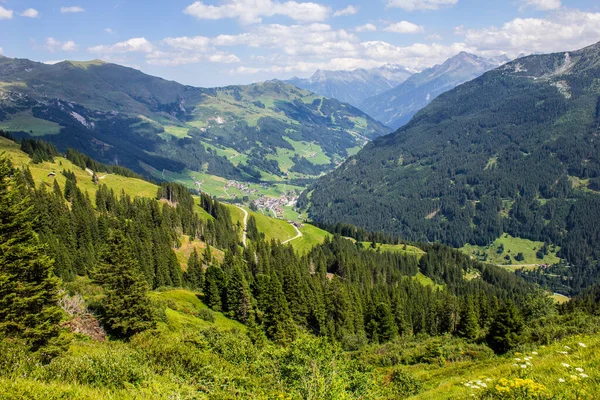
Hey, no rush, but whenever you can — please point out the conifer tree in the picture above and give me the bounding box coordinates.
[263,273,295,343]
[0,158,63,351]
[226,264,253,323]
[204,265,224,311]
[486,301,526,354]
[375,302,398,343]
[184,248,204,290]
[93,231,155,338]
[457,298,479,340]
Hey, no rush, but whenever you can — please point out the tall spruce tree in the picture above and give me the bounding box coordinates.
[486,301,526,354]
[0,158,63,351]
[184,249,204,290]
[93,231,155,338]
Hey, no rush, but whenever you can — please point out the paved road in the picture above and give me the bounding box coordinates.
[235,205,249,246]
[282,223,303,244]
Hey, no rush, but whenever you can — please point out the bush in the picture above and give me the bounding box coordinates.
[198,308,215,323]
[39,344,152,389]
[386,368,423,397]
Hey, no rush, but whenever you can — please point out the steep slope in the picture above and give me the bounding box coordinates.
[360,52,506,129]
[303,41,600,292]
[287,64,414,108]
[0,56,389,181]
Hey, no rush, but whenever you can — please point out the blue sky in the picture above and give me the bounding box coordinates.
[1,0,599,87]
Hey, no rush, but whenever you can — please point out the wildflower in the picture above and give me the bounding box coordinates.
[558,378,565,383]
[564,346,571,350]
[559,351,568,355]
[515,358,522,361]
[521,364,528,369]
[562,363,570,368]
[575,368,584,373]
[524,356,531,361]
[512,364,519,367]
[580,373,589,378]
[479,383,487,388]
[578,342,587,348]
[485,378,492,382]
[531,351,538,355]
[526,362,533,366]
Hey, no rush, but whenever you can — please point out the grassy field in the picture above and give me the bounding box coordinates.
[291,223,330,254]
[0,111,62,136]
[173,235,223,270]
[0,137,158,203]
[406,334,599,399]
[461,234,560,267]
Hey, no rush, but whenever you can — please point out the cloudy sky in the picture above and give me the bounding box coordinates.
[0,0,599,87]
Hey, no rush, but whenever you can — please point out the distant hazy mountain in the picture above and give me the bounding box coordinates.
[0,56,388,181]
[360,52,508,129]
[287,64,415,108]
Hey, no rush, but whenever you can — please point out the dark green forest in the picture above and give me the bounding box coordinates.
[303,41,600,294]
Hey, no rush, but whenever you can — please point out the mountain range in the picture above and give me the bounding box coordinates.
[302,41,600,293]
[0,56,389,182]
[359,52,510,129]
[286,64,415,108]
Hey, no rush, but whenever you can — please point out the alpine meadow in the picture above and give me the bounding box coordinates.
[2,1,600,399]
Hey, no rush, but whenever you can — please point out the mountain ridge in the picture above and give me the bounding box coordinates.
[359,52,507,129]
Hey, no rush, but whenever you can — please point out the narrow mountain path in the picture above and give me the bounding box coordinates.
[282,223,303,244]
[235,205,249,246]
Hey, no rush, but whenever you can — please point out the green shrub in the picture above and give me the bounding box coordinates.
[198,308,215,323]
[387,368,423,397]
[39,344,152,389]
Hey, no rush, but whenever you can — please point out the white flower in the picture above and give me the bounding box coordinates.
[531,351,538,355]
[558,378,565,383]
[512,364,519,367]
[521,364,527,369]
[578,342,587,348]
[575,367,584,373]
[480,382,487,388]
[564,345,571,350]
[485,378,492,382]
[524,357,531,361]
[526,362,533,366]
[562,363,570,368]
[514,358,521,361]
[559,351,568,355]
[580,373,589,378]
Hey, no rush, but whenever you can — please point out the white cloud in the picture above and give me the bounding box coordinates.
[183,0,331,24]
[0,47,3,55]
[146,50,240,66]
[89,37,154,54]
[45,37,78,53]
[0,6,14,19]
[355,23,377,32]
[426,33,442,40]
[43,60,65,65]
[464,10,600,57]
[162,36,211,50]
[104,28,117,35]
[520,0,561,11]
[21,8,39,18]
[333,5,358,17]
[384,21,424,34]
[387,0,457,11]
[60,6,85,14]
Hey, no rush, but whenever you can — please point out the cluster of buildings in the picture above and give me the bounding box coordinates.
[253,193,298,217]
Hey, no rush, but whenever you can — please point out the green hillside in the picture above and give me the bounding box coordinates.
[304,41,600,294]
[0,57,389,183]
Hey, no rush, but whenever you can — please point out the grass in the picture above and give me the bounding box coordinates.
[412,272,444,290]
[172,235,223,270]
[160,125,190,139]
[0,137,157,203]
[406,334,599,399]
[0,111,62,136]
[251,209,297,243]
[290,224,330,254]
[149,289,246,332]
[461,234,560,267]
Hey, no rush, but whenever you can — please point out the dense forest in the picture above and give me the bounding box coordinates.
[2,139,600,398]
[303,41,600,294]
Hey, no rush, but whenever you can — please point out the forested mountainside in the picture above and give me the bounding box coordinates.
[0,56,388,181]
[303,41,600,294]
[2,134,600,398]
[360,52,507,129]
[287,64,414,108]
